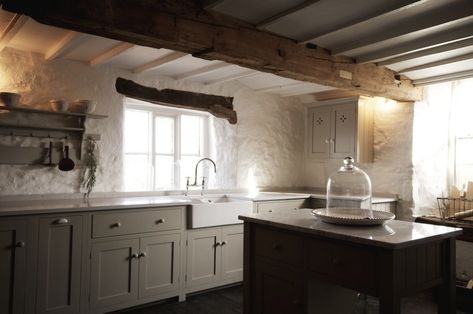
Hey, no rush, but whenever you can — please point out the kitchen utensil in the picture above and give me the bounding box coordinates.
[311,208,395,226]
[58,141,75,171]
[70,99,96,113]
[0,92,21,107]
[49,99,69,112]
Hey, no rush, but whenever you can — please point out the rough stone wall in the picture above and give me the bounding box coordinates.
[0,48,305,195]
[304,100,414,219]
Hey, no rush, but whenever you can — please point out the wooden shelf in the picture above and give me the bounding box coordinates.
[0,122,85,132]
[0,105,107,119]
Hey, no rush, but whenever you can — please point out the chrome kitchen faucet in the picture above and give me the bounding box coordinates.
[185,158,217,196]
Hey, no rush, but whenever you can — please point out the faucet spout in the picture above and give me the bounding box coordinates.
[193,158,217,186]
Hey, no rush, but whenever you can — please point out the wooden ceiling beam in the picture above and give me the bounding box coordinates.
[299,0,422,44]
[357,23,473,64]
[413,69,473,86]
[332,3,473,56]
[44,31,85,60]
[397,52,473,74]
[378,37,473,66]
[115,77,237,124]
[175,62,229,80]
[311,89,364,101]
[89,42,134,66]
[0,13,28,52]
[133,51,187,74]
[1,0,421,101]
[256,0,321,29]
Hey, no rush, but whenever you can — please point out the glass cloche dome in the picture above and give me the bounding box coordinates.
[326,157,373,219]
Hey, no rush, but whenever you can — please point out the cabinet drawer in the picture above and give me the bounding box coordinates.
[92,207,182,238]
[254,227,304,267]
[307,238,375,290]
[256,199,308,214]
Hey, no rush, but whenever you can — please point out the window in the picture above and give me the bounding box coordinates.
[123,99,209,191]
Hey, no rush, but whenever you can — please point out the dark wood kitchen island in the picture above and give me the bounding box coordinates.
[239,209,462,314]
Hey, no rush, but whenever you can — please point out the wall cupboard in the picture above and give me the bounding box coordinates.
[307,96,375,163]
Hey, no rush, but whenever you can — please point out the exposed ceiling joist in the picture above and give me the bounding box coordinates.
[255,82,305,94]
[413,69,473,86]
[133,51,187,74]
[1,0,421,101]
[89,42,134,66]
[311,89,363,101]
[175,62,229,80]
[204,69,260,85]
[44,31,83,60]
[378,36,473,66]
[333,4,473,56]
[256,0,320,29]
[299,0,423,44]
[397,52,473,74]
[0,13,28,52]
[357,23,473,64]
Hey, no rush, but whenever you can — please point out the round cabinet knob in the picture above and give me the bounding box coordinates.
[268,210,273,213]
[139,252,147,258]
[325,138,330,144]
[55,218,69,224]
[221,241,227,246]
[112,222,122,228]
[271,243,281,250]
[215,242,222,247]
[131,253,139,259]
[332,258,341,266]
[329,138,334,143]
[16,241,26,248]
[156,218,165,224]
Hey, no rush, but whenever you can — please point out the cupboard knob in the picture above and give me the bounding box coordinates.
[156,218,165,224]
[271,243,281,250]
[221,241,227,246]
[215,242,222,247]
[139,252,147,258]
[329,138,334,143]
[332,258,341,265]
[325,138,330,144]
[16,241,25,248]
[292,299,301,306]
[55,218,69,224]
[131,253,139,259]
[112,222,122,228]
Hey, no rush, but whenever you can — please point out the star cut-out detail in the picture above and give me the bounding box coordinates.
[316,117,323,125]
[340,115,347,122]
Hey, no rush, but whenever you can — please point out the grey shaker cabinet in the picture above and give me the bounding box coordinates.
[138,234,180,298]
[186,225,243,292]
[0,219,27,314]
[307,97,374,163]
[36,216,83,314]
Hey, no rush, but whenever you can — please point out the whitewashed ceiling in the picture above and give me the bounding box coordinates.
[1,0,473,92]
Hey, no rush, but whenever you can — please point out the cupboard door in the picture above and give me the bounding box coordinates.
[330,102,356,159]
[90,239,139,309]
[0,220,27,314]
[254,258,305,314]
[308,107,331,158]
[186,229,221,288]
[138,234,180,298]
[221,225,244,282]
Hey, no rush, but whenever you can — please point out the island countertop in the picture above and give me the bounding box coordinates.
[239,208,462,249]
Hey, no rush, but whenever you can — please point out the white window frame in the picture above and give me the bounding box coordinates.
[124,98,210,190]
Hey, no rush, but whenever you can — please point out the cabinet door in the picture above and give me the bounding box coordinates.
[138,234,180,298]
[308,107,331,158]
[330,102,356,159]
[36,216,82,314]
[253,258,305,314]
[90,239,139,309]
[221,225,244,282]
[186,229,221,288]
[0,220,27,314]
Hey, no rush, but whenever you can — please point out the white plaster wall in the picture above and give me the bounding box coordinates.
[0,48,306,195]
[304,101,414,219]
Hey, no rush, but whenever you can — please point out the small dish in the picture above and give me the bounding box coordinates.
[0,92,21,107]
[311,208,395,226]
[49,99,69,112]
[70,99,96,113]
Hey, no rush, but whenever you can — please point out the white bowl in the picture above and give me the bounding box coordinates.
[49,99,69,112]
[70,100,96,113]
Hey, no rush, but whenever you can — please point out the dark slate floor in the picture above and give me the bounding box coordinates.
[114,285,470,314]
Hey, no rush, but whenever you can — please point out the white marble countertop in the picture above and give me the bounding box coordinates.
[239,208,462,249]
[0,196,191,216]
